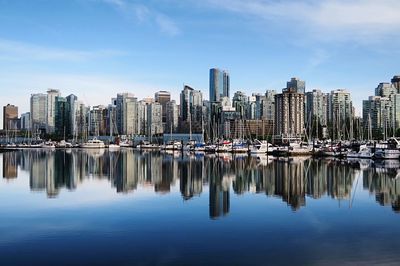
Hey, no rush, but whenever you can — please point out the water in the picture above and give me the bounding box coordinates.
[1,149,400,265]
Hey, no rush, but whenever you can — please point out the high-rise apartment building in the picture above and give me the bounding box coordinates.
[328,89,353,139]
[375,82,397,97]
[66,94,78,136]
[305,89,328,126]
[30,93,48,132]
[180,85,203,133]
[209,68,230,102]
[287,77,305,94]
[165,100,179,133]
[115,93,138,136]
[391,75,400,91]
[147,102,163,137]
[20,112,31,131]
[155,91,171,127]
[46,89,61,133]
[363,96,392,138]
[55,96,70,138]
[274,88,305,138]
[3,104,18,130]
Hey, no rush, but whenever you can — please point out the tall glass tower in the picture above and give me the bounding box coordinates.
[209,68,230,102]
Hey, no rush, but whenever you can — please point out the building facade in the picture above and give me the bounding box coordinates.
[274,88,305,139]
[209,68,230,102]
[3,104,18,131]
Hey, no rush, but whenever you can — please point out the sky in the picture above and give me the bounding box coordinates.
[1,0,400,127]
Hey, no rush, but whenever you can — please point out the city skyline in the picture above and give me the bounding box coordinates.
[1,0,400,125]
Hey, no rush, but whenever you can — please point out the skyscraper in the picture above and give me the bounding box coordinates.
[180,85,203,133]
[66,94,78,136]
[165,100,179,133]
[115,93,138,136]
[305,89,328,126]
[287,77,305,94]
[375,82,396,97]
[363,96,391,138]
[55,96,70,138]
[20,112,31,131]
[209,68,230,102]
[274,88,305,138]
[46,89,61,133]
[3,104,18,130]
[147,102,163,137]
[155,91,171,127]
[328,89,353,139]
[391,75,400,91]
[30,93,47,132]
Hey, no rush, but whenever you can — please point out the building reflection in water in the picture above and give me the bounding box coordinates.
[363,159,400,212]
[2,152,19,179]
[3,150,400,215]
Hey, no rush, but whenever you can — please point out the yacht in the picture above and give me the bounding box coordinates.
[250,140,275,154]
[347,145,373,159]
[80,138,105,149]
[41,141,56,149]
[163,141,182,151]
[137,141,160,150]
[216,141,232,153]
[57,140,72,148]
[119,140,133,148]
[231,140,248,153]
[193,143,206,152]
[374,138,400,160]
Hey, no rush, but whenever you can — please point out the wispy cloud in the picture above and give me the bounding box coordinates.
[0,39,125,62]
[100,0,181,36]
[196,0,400,44]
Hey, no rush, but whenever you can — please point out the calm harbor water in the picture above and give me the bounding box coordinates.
[1,149,400,265]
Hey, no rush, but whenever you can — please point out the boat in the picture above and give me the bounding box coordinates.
[273,142,312,157]
[41,141,56,149]
[204,144,217,153]
[346,144,373,159]
[163,141,182,150]
[80,138,105,149]
[119,140,133,148]
[250,140,275,154]
[57,140,72,148]
[216,141,232,153]
[193,142,206,152]
[374,138,400,160]
[231,140,248,153]
[137,141,160,150]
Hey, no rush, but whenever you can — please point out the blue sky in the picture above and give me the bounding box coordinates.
[1,0,400,123]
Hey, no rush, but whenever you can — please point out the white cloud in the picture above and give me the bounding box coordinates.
[155,14,181,36]
[0,39,125,62]
[196,0,400,43]
[100,0,181,36]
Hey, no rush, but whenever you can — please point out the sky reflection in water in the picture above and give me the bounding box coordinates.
[0,150,399,265]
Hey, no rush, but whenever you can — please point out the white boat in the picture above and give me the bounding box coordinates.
[119,140,133,148]
[163,141,182,150]
[41,141,56,149]
[80,138,105,149]
[374,138,400,160]
[138,141,160,150]
[347,145,373,159]
[231,140,248,153]
[216,141,232,153]
[57,140,72,148]
[250,140,275,154]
